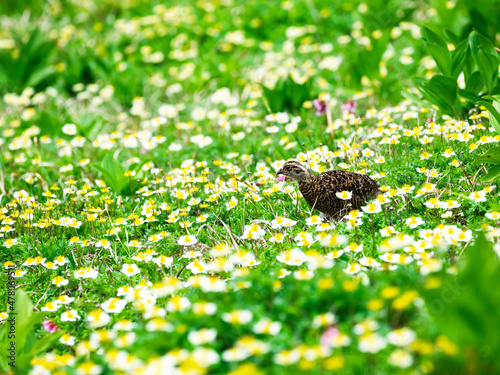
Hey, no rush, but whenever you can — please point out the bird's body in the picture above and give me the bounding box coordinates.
[276,161,380,220]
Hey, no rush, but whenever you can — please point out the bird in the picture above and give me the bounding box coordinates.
[276,160,380,220]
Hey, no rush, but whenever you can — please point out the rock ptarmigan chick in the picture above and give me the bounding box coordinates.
[276,160,380,220]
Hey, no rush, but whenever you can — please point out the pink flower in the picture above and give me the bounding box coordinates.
[341,99,357,113]
[320,324,339,348]
[42,320,59,333]
[313,99,327,115]
[276,175,293,182]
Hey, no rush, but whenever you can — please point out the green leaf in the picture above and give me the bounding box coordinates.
[414,75,458,116]
[286,76,310,111]
[458,89,479,103]
[474,147,500,164]
[450,39,470,79]
[98,153,126,192]
[480,164,500,183]
[92,152,145,195]
[469,30,499,92]
[420,233,500,351]
[466,71,485,95]
[482,95,500,103]
[15,313,46,354]
[13,289,32,325]
[478,100,500,135]
[29,331,63,356]
[26,65,56,88]
[444,29,460,45]
[422,26,451,75]
[262,79,286,113]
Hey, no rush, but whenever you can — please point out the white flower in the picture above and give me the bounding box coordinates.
[452,229,472,242]
[358,333,387,353]
[305,215,323,226]
[405,216,424,229]
[62,123,77,135]
[294,232,315,246]
[190,347,219,368]
[253,319,282,335]
[271,216,297,228]
[120,264,140,277]
[380,226,399,237]
[60,334,76,346]
[336,191,352,200]
[86,309,111,328]
[101,298,127,313]
[166,296,191,312]
[361,203,382,213]
[188,328,217,345]
[153,255,173,267]
[312,312,336,328]
[222,347,250,362]
[276,248,306,266]
[61,309,81,322]
[241,224,265,240]
[186,260,207,274]
[293,269,314,280]
[222,310,253,324]
[277,268,292,278]
[178,235,198,246]
[388,349,413,368]
[468,191,486,202]
[486,211,500,220]
[226,197,238,210]
[387,328,416,346]
[319,234,348,247]
[274,349,300,365]
[344,263,362,274]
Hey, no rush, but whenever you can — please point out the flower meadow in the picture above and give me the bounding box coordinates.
[1,0,500,374]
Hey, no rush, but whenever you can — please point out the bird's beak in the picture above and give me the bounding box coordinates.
[276,170,283,176]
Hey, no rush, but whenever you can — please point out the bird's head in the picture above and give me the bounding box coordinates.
[276,161,312,181]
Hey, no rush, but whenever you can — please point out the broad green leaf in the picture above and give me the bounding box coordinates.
[478,100,500,135]
[29,331,63,356]
[482,95,500,103]
[262,81,286,113]
[450,39,470,79]
[444,29,460,45]
[422,26,451,75]
[466,71,485,95]
[15,313,46,354]
[420,233,500,350]
[458,89,479,103]
[469,31,499,92]
[414,75,457,116]
[480,164,500,183]
[26,65,56,88]
[287,76,310,110]
[422,26,448,48]
[474,147,500,164]
[13,290,32,328]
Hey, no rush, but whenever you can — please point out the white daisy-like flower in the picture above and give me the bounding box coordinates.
[405,216,424,229]
[61,309,81,322]
[101,298,127,313]
[486,211,500,220]
[361,203,382,213]
[120,264,140,277]
[336,190,352,200]
[178,235,198,246]
[276,248,306,266]
[468,190,486,202]
[388,349,413,368]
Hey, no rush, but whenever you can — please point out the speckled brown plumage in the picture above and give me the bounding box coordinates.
[276,160,380,220]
